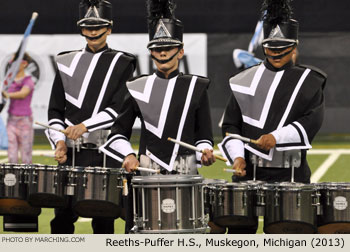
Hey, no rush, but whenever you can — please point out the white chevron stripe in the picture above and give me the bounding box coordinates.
[92,52,123,115]
[148,76,198,171]
[65,52,103,108]
[128,74,157,103]
[277,69,311,129]
[243,70,284,129]
[230,64,265,95]
[144,75,177,139]
[57,51,84,77]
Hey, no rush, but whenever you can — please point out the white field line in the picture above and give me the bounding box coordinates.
[310,151,342,183]
[0,158,8,163]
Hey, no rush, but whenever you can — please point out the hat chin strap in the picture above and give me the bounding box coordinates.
[151,48,181,64]
[264,46,295,60]
[81,30,107,41]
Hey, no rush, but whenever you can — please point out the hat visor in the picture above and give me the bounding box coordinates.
[262,39,297,49]
[147,38,183,49]
[77,18,113,28]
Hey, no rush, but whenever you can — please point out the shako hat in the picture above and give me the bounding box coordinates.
[261,0,298,49]
[146,0,184,49]
[77,0,113,28]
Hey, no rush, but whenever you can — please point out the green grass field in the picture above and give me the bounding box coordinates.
[1,139,350,234]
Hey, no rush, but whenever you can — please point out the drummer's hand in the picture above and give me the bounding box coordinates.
[255,134,276,151]
[55,140,67,164]
[122,154,139,173]
[65,123,88,140]
[233,157,246,177]
[201,149,216,166]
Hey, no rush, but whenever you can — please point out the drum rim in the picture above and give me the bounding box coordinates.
[317,182,350,190]
[202,179,227,185]
[63,166,124,174]
[132,174,203,183]
[262,182,315,190]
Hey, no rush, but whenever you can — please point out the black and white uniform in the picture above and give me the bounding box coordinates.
[219,59,326,234]
[101,69,214,173]
[219,60,327,183]
[100,69,213,233]
[46,44,136,234]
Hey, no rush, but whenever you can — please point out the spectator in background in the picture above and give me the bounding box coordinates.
[2,53,34,164]
[0,117,8,150]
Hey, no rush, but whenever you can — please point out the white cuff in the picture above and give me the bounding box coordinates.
[271,122,312,151]
[218,136,245,166]
[45,128,66,150]
[83,109,117,132]
[195,141,213,165]
[99,134,134,162]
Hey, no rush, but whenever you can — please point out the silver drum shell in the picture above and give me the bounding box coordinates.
[211,182,257,227]
[317,182,350,234]
[262,182,318,234]
[0,163,40,215]
[71,167,124,218]
[27,165,68,208]
[132,175,206,234]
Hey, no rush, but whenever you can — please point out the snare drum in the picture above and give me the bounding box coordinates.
[202,179,226,217]
[262,182,319,234]
[211,182,258,227]
[69,166,125,218]
[132,175,207,233]
[317,182,350,234]
[0,163,41,216]
[27,164,69,208]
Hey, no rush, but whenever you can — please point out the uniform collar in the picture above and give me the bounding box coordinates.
[85,44,109,54]
[264,58,294,71]
[155,69,180,79]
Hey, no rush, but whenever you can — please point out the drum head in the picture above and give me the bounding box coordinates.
[318,222,350,234]
[277,182,315,191]
[221,182,249,190]
[264,221,317,234]
[320,182,350,190]
[132,174,203,184]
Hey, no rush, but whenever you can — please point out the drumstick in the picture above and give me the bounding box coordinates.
[122,179,128,196]
[167,137,227,162]
[225,132,259,145]
[35,121,67,134]
[133,167,160,174]
[223,168,236,173]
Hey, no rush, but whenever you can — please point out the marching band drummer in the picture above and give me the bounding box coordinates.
[218,0,327,234]
[100,0,216,233]
[46,0,136,234]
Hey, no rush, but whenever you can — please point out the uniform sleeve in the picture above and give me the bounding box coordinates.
[271,85,325,151]
[46,70,66,149]
[83,55,135,131]
[218,94,245,165]
[194,88,214,164]
[99,92,139,162]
